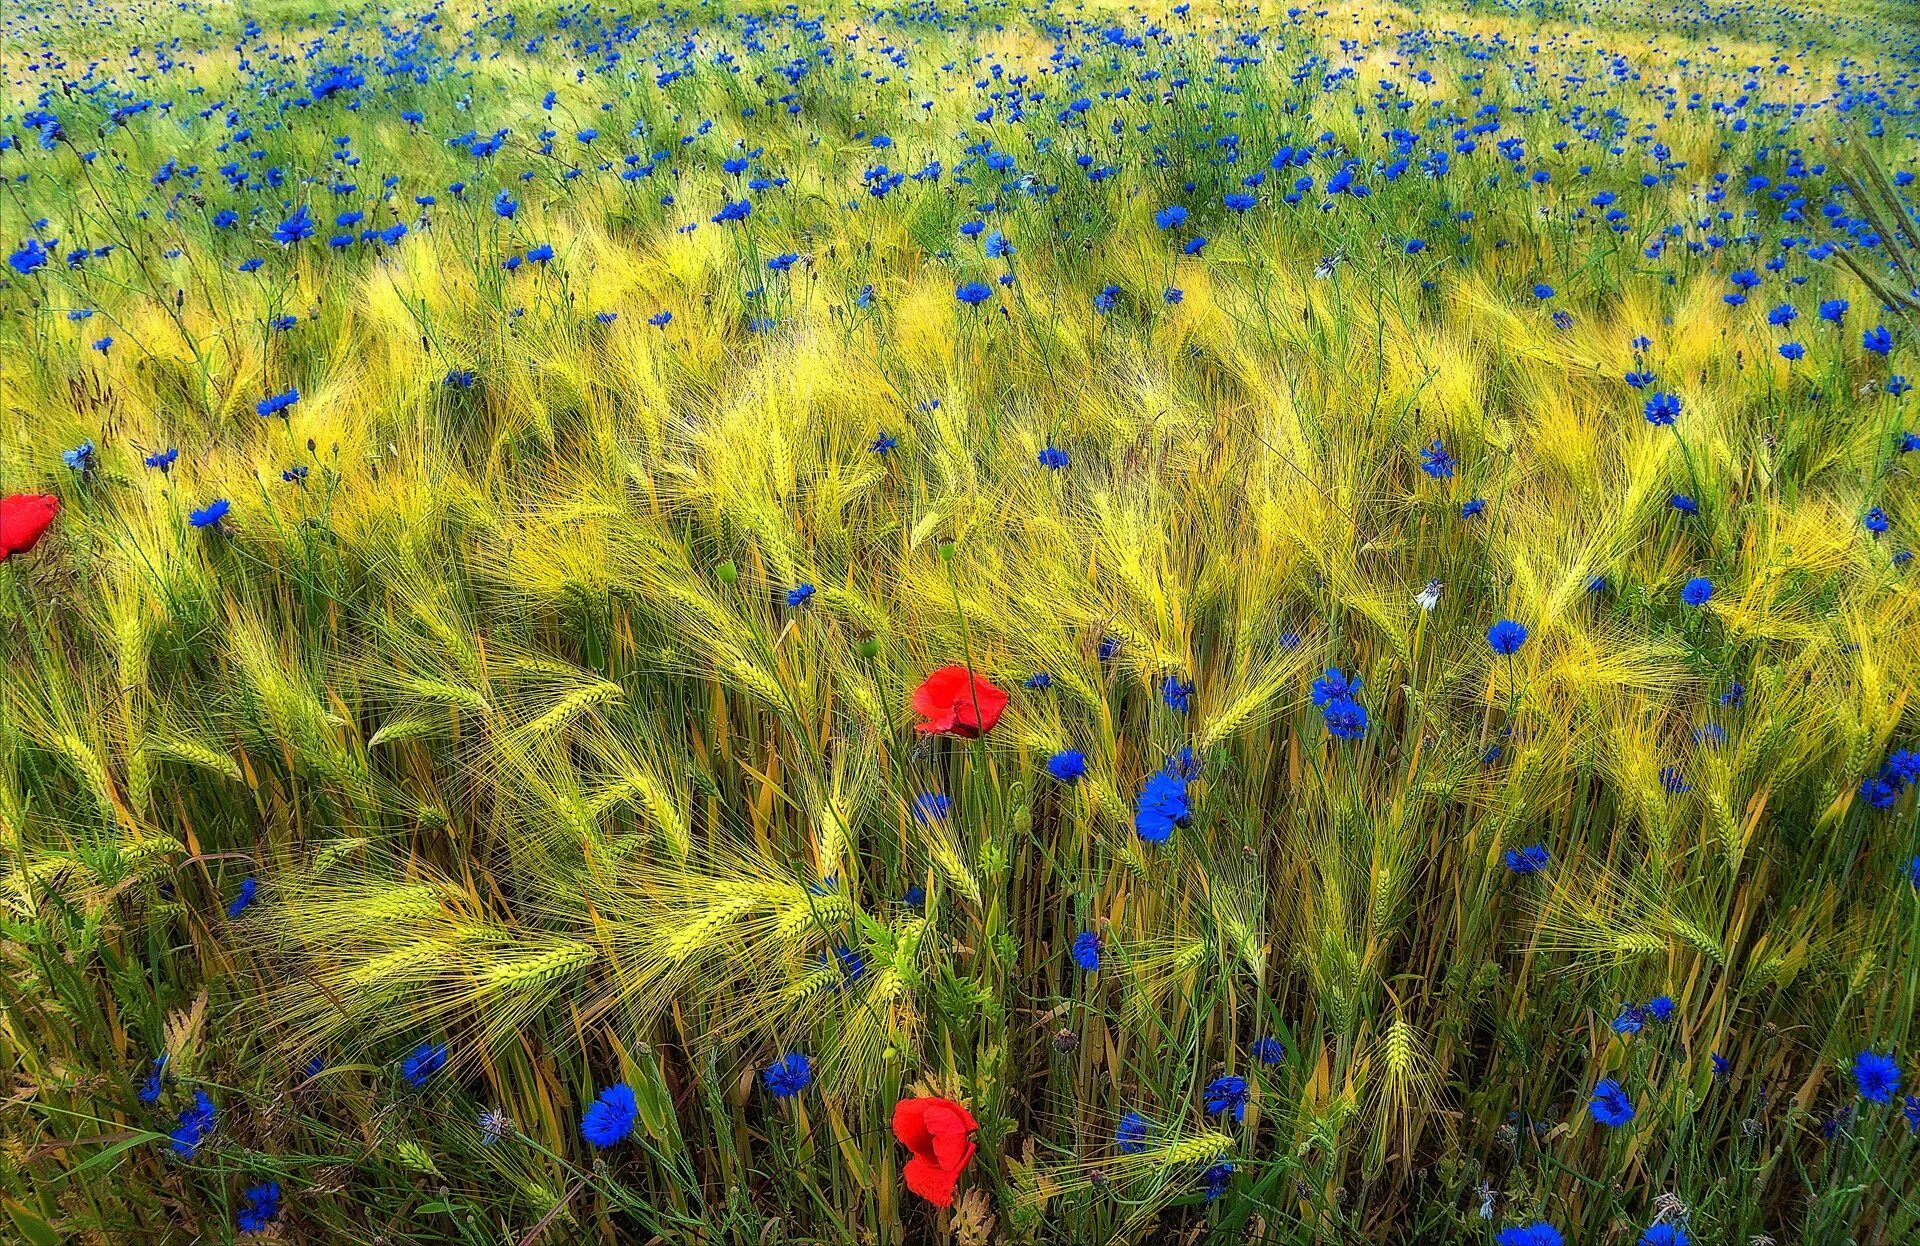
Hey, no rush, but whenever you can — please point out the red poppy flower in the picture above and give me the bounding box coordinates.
[0,494,59,563]
[910,665,1008,738]
[892,1095,978,1208]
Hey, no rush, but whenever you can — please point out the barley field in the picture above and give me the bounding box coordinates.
[4,0,1920,1240]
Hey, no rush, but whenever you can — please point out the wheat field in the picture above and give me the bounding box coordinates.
[3,0,1920,1241]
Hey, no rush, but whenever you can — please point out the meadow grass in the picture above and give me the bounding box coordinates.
[4,0,1920,1240]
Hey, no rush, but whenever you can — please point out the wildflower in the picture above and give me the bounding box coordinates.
[8,238,50,275]
[1864,326,1893,356]
[1589,1077,1635,1127]
[1670,494,1698,515]
[169,1089,216,1157]
[1712,1052,1731,1079]
[138,1055,167,1103]
[1312,668,1360,706]
[1853,1050,1901,1103]
[1154,204,1188,229]
[1024,672,1053,690]
[1201,1161,1234,1201]
[144,448,178,472]
[784,583,815,607]
[955,281,993,306]
[225,877,257,918]
[1419,439,1455,478]
[1487,619,1528,656]
[188,499,231,529]
[1680,576,1713,607]
[255,388,299,418]
[1071,930,1101,972]
[1093,284,1121,313]
[1721,681,1745,708]
[869,431,897,455]
[1532,283,1555,300]
[1204,1074,1249,1121]
[236,1181,281,1234]
[1037,445,1069,470]
[1780,342,1805,360]
[1321,695,1368,740]
[1495,1225,1564,1246]
[1644,391,1682,425]
[63,440,95,472]
[402,1041,447,1089]
[1612,1005,1646,1035]
[1046,750,1087,782]
[764,1052,812,1098]
[479,1107,512,1142]
[1647,995,1676,1023]
[271,205,314,245]
[1640,1224,1689,1246]
[0,494,60,562]
[1660,765,1690,795]
[1415,579,1442,611]
[1819,299,1849,324]
[893,1096,978,1208]
[1134,768,1191,844]
[1907,1096,1920,1134]
[1865,507,1890,534]
[1504,844,1550,874]
[1461,497,1487,518]
[1251,1037,1287,1065]
[1160,674,1194,713]
[1115,1110,1149,1153]
[910,666,1008,738]
[914,792,951,823]
[493,190,518,219]
[581,1082,637,1148]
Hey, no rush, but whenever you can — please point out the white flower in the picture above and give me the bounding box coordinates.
[1415,578,1443,612]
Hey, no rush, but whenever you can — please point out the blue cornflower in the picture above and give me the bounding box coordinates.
[1865,326,1893,356]
[1681,576,1713,607]
[169,1089,217,1157]
[1712,1052,1731,1079]
[1133,768,1191,844]
[913,793,951,823]
[1251,1037,1287,1065]
[713,200,751,224]
[1160,674,1194,713]
[1204,1074,1249,1121]
[1487,619,1528,656]
[1047,750,1087,782]
[1025,672,1053,690]
[1154,204,1188,229]
[1504,843,1550,874]
[1496,1225,1564,1246]
[1721,681,1746,707]
[8,238,50,275]
[1532,282,1554,300]
[1857,775,1896,810]
[493,190,518,219]
[526,242,555,264]
[1612,1005,1646,1035]
[1071,930,1101,972]
[1461,498,1487,518]
[784,583,815,608]
[1037,445,1069,470]
[1644,391,1682,426]
[144,447,178,472]
[1866,507,1891,534]
[225,877,257,918]
[1224,191,1257,212]
[236,1181,281,1234]
[1647,995,1676,1023]
[955,281,993,306]
[1201,1162,1234,1201]
[1589,1077,1635,1127]
[763,1052,812,1098]
[1854,1050,1902,1104]
[1321,695,1368,740]
[189,499,231,529]
[64,439,95,472]
[402,1041,448,1089]
[870,431,897,455]
[1093,284,1121,313]
[1116,1111,1150,1153]
[581,1083,637,1148]
[138,1054,168,1104]
[271,205,314,245]
[1419,439,1455,478]
[1670,494,1699,515]
[1311,668,1359,707]
[1819,299,1848,324]
[256,387,300,419]
[1780,342,1805,361]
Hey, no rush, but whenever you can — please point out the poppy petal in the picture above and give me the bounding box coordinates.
[902,1153,962,1207]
